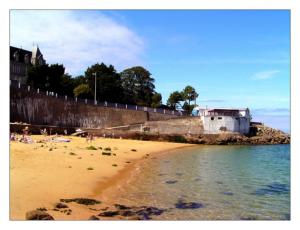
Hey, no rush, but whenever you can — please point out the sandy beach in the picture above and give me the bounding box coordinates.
[10,135,193,220]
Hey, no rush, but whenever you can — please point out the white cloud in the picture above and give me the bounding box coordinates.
[10,10,145,75]
[251,70,280,80]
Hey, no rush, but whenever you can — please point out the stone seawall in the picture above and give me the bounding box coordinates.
[144,117,204,135]
[10,87,179,128]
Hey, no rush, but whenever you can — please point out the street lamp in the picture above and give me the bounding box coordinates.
[93,72,97,105]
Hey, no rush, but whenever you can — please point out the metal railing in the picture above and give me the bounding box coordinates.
[10,80,187,116]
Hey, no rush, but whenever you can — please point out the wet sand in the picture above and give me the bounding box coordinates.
[10,135,193,220]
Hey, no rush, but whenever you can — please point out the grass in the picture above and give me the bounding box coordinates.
[86,145,97,150]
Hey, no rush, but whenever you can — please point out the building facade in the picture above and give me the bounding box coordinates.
[193,107,251,134]
[10,45,46,84]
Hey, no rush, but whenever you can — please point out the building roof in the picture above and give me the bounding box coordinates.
[208,108,240,112]
[10,46,32,62]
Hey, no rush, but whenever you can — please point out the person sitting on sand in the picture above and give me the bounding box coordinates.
[10,133,17,141]
[22,126,29,135]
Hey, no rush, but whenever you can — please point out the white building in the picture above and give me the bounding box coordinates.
[192,107,251,134]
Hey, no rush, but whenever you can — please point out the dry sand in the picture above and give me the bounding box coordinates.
[10,135,193,220]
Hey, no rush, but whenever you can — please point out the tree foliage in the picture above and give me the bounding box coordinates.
[85,63,124,103]
[151,93,162,108]
[120,66,155,106]
[26,61,197,111]
[167,91,184,110]
[182,85,198,106]
[73,84,92,98]
[167,86,199,113]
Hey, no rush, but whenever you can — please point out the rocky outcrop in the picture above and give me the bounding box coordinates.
[185,124,290,145]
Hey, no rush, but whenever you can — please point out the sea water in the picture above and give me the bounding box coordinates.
[112,145,290,220]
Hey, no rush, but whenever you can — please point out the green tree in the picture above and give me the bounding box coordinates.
[73,83,93,98]
[182,85,198,107]
[27,64,49,90]
[73,75,87,87]
[120,66,155,106]
[85,63,124,103]
[27,63,67,93]
[182,102,196,114]
[151,93,162,108]
[167,91,184,110]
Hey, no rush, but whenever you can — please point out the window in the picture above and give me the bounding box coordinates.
[211,117,214,120]
[218,117,222,120]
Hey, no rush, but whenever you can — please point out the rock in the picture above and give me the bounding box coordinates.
[60,198,101,205]
[55,202,68,209]
[223,192,234,196]
[175,199,204,209]
[119,210,135,217]
[89,215,100,220]
[114,204,130,210]
[135,206,165,218]
[165,180,178,184]
[25,210,54,220]
[98,211,119,217]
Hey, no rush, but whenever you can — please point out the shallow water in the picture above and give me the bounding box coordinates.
[110,145,290,220]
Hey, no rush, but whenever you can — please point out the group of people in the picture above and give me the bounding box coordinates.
[10,126,70,144]
[10,126,34,143]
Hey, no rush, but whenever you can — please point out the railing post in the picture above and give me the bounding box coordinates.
[46,91,48,96]
[144,107,147,111]
[172,110,174,115]
[18,82,21,88]
[10,80,11,86]
[65,95,67,101]
[37,88,39,94]
[115,103,117,108]
[56,93,57,98]
[154,108,157,113]
[136,105,138,111]
[27,85,30,91]
[125,104,128,109]
[163,109,166,114]
[85,99,87,104]
[105,101,107,107]
[94,100,97,105]
[75,97,77,102]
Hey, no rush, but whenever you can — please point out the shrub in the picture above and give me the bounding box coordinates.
[86,146,97,150]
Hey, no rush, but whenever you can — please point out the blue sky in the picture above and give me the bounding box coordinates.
[10,10,290,132]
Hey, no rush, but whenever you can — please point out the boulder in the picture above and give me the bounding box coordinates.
[25,210,54,220]
[55,202,68,209]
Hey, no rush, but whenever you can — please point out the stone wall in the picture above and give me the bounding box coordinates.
[10,87,179,128]
[144,117,204,135]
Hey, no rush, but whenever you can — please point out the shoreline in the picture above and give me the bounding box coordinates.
[93,145,198,208]
[10,135,195,220]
